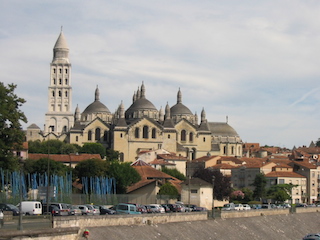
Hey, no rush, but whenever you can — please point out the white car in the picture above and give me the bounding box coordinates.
[243,204,251,210]
[148,204,165,213]
[234,204,244,211]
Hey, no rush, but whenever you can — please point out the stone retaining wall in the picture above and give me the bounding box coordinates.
[53,212,208,229]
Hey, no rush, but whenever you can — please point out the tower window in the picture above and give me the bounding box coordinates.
[135,128,139,138]
[189,132,193,142]
[65,91,68,97]
[143,126,149,139]
[168,134,171,139]
[152,128,156,139]
[53,69,56,73]
[53,78,56,84]
[88,130,92,141]
[65,69,68,74]
[65,79,68,85]
[52,91,55,97]
[203,137,206,142]
[181,130,186,141]
[59,69,62,73]
[59,79,62,85]
[95,128,101,141]
[58,91,62,97]
[76,136,78,142]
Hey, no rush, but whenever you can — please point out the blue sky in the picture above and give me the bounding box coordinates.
[1,1,320,149]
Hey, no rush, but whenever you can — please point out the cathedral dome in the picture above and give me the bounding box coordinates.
[81,87,111,117]
[170,103,193,116]
[208,122,239,137]
[125,83,158,119]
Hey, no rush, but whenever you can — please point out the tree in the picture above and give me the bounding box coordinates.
[161,167,186,181]
[0,83,27,170]
[267,184,297,203]
[74,159,109,179]
[80,143,106,159]
[24,158,72,176]
[193,168,232,201]
[28,140,81,154]
[158,182,179,199]
[105,149,120,162]
[251,173,267,200]
[107,162,141,194]
[241,187,254,203]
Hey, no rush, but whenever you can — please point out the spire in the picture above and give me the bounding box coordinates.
[74,104,80,121]
[201,108,206,123]
[95,86,100,101]
[165,102,171,119]
[136,86,141,99]
[159,106,164,122]
[226,115,228,123]
[141,82,145,98]
[120,101,125,118]
[133,91,136,103]
[177,88,182,104]
[195,112,198,125]
[53,29,69,63]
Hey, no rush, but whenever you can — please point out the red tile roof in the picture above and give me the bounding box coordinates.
[149,159,175,166]
[265,171,305,178]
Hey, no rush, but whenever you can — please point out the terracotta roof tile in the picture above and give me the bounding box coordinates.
[265,171,306,178]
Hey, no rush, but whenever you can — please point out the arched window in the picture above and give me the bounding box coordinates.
[231,146,234,155]
[189,132,193,142]
[135,128,139,138]
[59,68,62,74]
[88,130,92,141]
[58,91,62,97]
[152,128,156,139]
[104,131,108,141]
[59,79,62,85]
[203,137,206,142]
[53,68,56,74]
[76,136,78,142]
[53,78,56,84]
[95,128,101,140]
[168,134,171,139]
[65,69,68,74]
[143,126,149,139]
[65,91,68,97]
[52,91,55,97]
[181,130,186,141]
[62,126,67,133]
[119,153,124,162]
[223,146,227,154]
[65,79,68,85]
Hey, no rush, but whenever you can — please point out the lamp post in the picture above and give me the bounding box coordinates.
[18,158,23,230]
[212,175,215,219]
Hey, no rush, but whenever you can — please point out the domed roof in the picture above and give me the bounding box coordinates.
[208,122,239,137]
[170,103,193,115]
[125,98,158,116]
[82,87,110,115]
[125,82,158,118]
[170,89,193,116]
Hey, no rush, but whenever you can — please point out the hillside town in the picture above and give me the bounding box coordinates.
[11,31,319,211]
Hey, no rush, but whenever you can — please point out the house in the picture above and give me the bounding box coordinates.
[127,160,182,204]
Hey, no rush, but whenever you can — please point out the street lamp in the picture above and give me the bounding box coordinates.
[212,175,215,219]
[18,158,23,230]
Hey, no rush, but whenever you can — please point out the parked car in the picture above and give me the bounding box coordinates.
[46,203,69,216]
[78,205,93,215]
[69,205,82,216]
[222,203,235,211]
[144,205,153,214]
[161,204,171,213]
[147,204,165,213]
[296,203,308,208]
[0,203,21,216]
[115,203,141,214]
[18,201,42,215]
[99,205,116,215]
[166,204,179,212]
[234,204,244,211]
[243,204,251,210]
[89,205,100,215]
[186,204,207,212]
[128,203,147,214]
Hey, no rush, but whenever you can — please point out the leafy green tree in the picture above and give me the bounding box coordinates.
[24,158,71,176]
[161,167,186,181]
[107,162,141,194]
[41,140,65,154]
[80,143,106,159]
[158,182,179,199]
[241,187,254,203]
[193,168,231,201]
[0,83,27,170]
[267,184,297,203]
[251,173,267,200]
[105,149,120,162]
[74,159,109,179]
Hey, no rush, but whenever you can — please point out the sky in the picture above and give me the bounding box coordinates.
[1,0,320,149]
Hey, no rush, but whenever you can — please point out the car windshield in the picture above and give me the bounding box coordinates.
[7,204,18,210]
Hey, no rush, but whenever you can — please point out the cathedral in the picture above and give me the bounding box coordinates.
[26,31,243,162]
